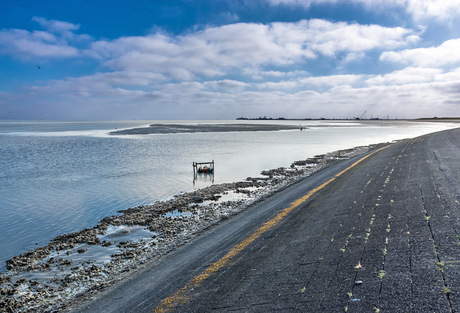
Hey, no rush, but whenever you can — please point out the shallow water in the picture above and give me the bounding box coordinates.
[0,119,456,270]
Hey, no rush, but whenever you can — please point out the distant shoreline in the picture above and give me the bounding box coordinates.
[236,117,460,122]
[110,119,460,136]
[414,117,460,122]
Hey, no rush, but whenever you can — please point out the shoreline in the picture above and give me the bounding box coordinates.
[1,140,393,312]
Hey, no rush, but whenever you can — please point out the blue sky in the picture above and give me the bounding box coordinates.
[1,0,460,120]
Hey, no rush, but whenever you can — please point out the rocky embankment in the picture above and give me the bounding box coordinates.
[0,143,388,312]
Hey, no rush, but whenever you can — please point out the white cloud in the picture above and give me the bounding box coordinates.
[32,17,79,34]
[300,19,414,56]
[380,39,460,67]
[364,66,460,88]
[0,29,79,59]
[256,74,363,91]
[366,67,442,85]
[300,74,362,86]
[434,67,460,82]
[265,0,339,7]
[204,79,250,90]
[90,71,167,86]
[4,65,460,119]
[0,16,417,76]
[20,71,167,103]
[257,80,301,90]
[0,17,90,60]
[266,0,460,22]
[259,70,310,78]
[363,0,460,22]
[403,0,460,21]
[218,12,240,23]
[341,51,366,64]
[90,19,416,80]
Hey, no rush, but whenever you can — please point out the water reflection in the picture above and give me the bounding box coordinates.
[193,170,215,185]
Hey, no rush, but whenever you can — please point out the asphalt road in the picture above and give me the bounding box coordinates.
[70,128,460,313]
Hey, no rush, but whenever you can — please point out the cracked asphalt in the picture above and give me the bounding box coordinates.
[71,128,460,313]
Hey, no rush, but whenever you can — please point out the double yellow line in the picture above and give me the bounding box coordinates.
[154,145,389,312]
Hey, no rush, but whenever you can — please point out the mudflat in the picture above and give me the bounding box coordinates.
[110,123,302,135]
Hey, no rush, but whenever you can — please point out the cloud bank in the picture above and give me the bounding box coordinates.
[86,19,416,81]
[1,2,460,120]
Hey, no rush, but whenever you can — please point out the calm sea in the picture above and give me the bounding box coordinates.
[0,120,456,270]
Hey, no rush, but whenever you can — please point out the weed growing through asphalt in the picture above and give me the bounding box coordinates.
[438,262,445,272]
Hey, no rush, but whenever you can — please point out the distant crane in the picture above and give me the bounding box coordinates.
[355,110,366,120]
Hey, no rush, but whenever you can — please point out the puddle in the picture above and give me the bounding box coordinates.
[164,210,192,218]
[13,225,155,284]
[197,188,258,207]
[99,225,155,243]
[217,188,259,201]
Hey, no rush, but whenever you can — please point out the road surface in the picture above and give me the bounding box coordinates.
[70,128,460,313]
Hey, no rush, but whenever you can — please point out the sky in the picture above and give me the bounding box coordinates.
[1,0,460,120]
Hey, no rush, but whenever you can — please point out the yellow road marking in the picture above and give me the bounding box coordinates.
[154,145,390,312]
